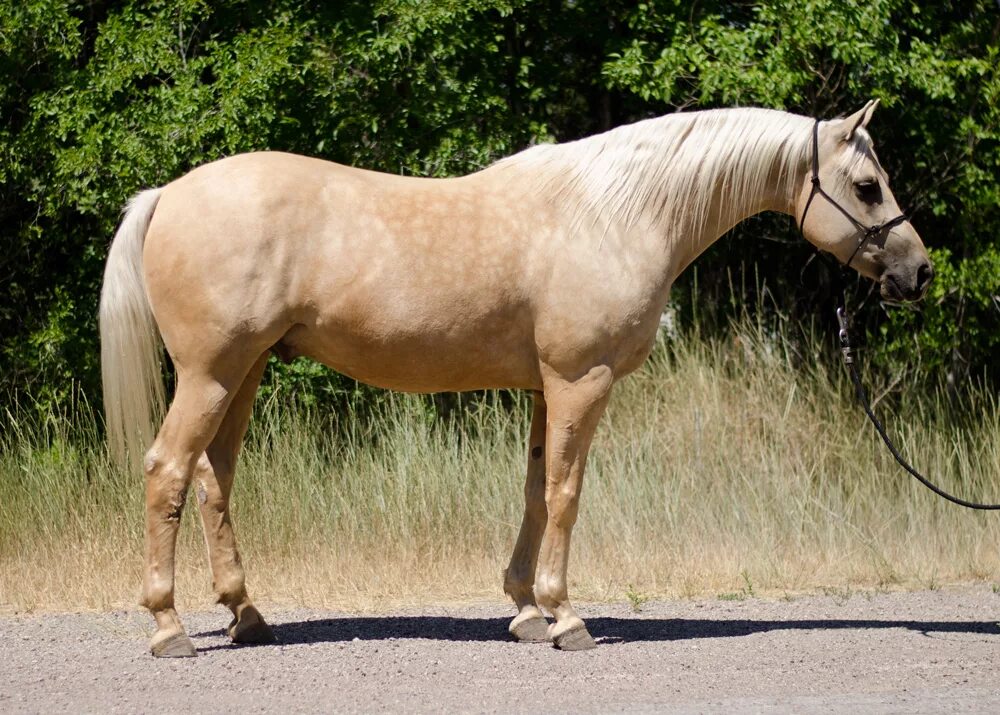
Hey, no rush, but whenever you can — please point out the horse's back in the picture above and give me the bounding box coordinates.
[143,152,546,389]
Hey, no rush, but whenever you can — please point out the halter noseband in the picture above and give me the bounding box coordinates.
[797,119,909,269]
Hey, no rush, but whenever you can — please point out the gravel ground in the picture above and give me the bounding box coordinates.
[4,585,1000,713]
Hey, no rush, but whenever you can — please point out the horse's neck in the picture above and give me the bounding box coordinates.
[539,110,811,285]
[662,163,796,281]
[659,132,806,283]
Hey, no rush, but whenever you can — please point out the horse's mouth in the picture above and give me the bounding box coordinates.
[880,271,925,303]
[880,274,904,302]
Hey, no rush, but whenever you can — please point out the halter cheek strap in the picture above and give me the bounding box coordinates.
[798,120,909,269]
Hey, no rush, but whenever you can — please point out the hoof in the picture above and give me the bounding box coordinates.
[510,616,550,643]
[151,632,197,658]
[228,615,277,645]
[553,625,597,651]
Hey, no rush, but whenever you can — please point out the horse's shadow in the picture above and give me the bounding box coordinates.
[192,615,1000,652]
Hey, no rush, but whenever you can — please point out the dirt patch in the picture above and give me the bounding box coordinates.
[4,585,1000,713]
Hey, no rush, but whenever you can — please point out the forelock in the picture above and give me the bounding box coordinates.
[835,128,886,182]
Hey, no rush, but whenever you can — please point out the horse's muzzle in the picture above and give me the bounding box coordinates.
[881,258,934,302]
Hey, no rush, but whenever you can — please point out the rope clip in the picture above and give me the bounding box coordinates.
[836,306,854,365]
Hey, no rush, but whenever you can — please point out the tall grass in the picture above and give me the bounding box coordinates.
[2,317,999,613]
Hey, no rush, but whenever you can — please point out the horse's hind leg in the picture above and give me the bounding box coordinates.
[503,390,550,642]
[193,353,275,644]
[142,364,251,657]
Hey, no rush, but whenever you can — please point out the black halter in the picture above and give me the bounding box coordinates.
[798,120,909,269]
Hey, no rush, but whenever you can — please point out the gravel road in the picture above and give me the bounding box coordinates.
[4,585,1000,713]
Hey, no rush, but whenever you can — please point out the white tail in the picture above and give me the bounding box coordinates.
[99,188,165,468]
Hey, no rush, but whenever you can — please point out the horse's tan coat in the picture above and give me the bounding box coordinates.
[100,104,931,655]
[148,152,668,394]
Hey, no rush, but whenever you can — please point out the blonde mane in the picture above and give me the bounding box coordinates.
[495,107,819,239]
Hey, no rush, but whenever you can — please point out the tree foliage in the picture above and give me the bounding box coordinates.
[605,0,1000,382]
[1,0,998,412]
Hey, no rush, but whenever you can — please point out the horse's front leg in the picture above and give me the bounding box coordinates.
[535,365,613,650]
[503,390,550,642]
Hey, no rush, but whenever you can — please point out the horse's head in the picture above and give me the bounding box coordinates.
[796,100,932,302]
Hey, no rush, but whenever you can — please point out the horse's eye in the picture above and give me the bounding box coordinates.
[854,179,881,204]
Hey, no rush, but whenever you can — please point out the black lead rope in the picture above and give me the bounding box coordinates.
[801,118,998,509]
[836,307,1000,510]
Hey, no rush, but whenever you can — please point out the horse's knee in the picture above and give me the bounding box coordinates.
[545,489,580,529]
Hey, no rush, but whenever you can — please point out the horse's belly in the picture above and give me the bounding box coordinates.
[278,319,541,393]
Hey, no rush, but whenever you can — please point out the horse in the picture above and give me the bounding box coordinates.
[99,101,932,656]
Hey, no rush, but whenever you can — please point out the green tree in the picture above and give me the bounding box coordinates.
[604,0,1000,383]
[1,0,997,416]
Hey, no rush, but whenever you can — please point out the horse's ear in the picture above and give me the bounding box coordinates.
[839,99,880,142]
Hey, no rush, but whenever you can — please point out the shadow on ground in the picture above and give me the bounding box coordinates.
[191,615,1000,652]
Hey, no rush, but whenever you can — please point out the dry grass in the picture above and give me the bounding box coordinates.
[2,318,999,613]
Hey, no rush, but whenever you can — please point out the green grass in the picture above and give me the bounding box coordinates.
[2,318,999,613]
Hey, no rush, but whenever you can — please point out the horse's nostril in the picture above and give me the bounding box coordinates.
[917,261,934,292]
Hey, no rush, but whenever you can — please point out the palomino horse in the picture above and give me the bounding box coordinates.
[100,101,932,656]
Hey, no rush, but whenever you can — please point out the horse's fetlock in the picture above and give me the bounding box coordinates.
[503,566,530,597]
[213,574,247,607]
[141,578,175,612]
[533,574,565,606]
